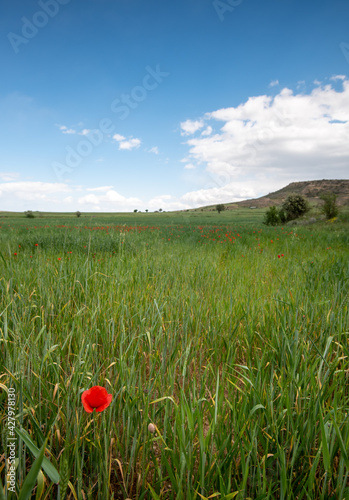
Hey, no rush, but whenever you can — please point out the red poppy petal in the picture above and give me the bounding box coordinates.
[95,394,112,413]
[81,391,94,413]
[86,386,109,408]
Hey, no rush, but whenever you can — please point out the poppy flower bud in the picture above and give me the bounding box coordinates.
[148,423,156,433]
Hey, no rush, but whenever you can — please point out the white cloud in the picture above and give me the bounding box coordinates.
[0,181,70,197]
[0,172,20,182]
[201,126,212,136]
[184,163,196,169]
[180,119,205,136]
[179,78,349,191]
[269,80,279,87]
[113,134,141,150]
[78,193,99,205]
[118,138,141,150]
[148,146,159,154]
[330,75,346,81]
[86,186,114,192]
[78,189,141,210]
[148,194,187,211]
[63,196,74,203]
[113,133,126,142]
[0,181,149,212]
[0,182,71,209]
[179,180,280,207]
[57,124,97,135]
[0,179,286,212]
[59,125,76,134]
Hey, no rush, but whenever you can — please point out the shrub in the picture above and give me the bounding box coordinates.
[282,194,309,221]
[216,204,225,214]
[24,210,35,218]
[263,206,280,226]
[76,211,82,218]
[320,193,339,219]
[278,208,287,223]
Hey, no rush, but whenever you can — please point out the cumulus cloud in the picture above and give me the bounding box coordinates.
[113,134,141,150]
[0,181,72,210]
[148,194,188,211]
[180,119,205,136]
[113,133,125,142]
[119,138,141,150]
[78,189,141,210]
[0,180,145,212]
[180,77,349,192]
[269,80,279,87]
[0,178,287,212]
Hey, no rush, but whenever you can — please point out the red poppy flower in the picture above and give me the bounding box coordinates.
[14,253,17,256]
[81,386,112,413]
[35,243,38,246]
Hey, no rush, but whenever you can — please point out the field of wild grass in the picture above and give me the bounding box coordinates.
[1,213,349,499]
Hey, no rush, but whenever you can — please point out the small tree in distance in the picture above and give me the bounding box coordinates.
[281,194,309,221]
[76,211,82,218]
[263,206,280,226]
[321,193,339,219]
[24,210,35,218]
[216,204,225,214]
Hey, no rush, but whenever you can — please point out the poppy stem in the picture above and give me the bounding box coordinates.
[93,410,96,448]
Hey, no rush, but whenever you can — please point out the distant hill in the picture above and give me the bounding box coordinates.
[193,179,349,211]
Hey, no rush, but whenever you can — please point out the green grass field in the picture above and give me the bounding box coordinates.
[1,212,349,499]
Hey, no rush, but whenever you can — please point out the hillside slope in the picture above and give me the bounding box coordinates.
[194,179,349,211]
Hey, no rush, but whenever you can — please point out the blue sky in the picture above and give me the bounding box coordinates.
[1,0,349,212]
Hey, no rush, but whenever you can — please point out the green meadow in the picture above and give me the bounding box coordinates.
[1,211,348,499]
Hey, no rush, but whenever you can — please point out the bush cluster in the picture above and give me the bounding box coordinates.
[320,193,339,219]
[264,194,309,226]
